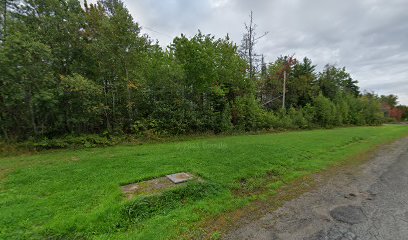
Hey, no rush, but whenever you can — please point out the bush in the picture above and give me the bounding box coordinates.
[234,96,266,131]
[288,107,308,129]
[32,135,119,149]
[313,94,337,127]
[131,119,163,136]
[301,103,316,128]
[335,98,350,125]
[360,96,384,125]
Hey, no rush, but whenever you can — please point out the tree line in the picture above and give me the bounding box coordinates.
[0,0,406,142]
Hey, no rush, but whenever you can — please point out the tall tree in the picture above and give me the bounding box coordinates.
[239,11,268,81]
[0,0,6,42]
[317,65,359,101]
[0,0,18,42]
[170,32,250,131]
[0,0,394,141]
[84,0,150,132]
[380,94,398,108]
[0,31,54,139]
[286,57,317,107]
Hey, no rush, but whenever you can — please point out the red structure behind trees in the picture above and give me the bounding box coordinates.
[389,108,404,121]
[382,103,405,121]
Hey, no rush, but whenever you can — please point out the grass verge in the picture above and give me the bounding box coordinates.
[1,126,408,239]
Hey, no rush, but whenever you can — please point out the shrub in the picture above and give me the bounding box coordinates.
[288,107,308,129]
[131,119,163,136]
[313,94,336,127]
[32,135,118,149]
[301,103,316,128]
[233,96,266,131]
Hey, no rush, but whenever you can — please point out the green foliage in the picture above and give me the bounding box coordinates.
[288,107,308,128]
[168,32,250,133]
[301,103,316,128]
[59,74,104,133]
[0,1,404,239]
[380,94,398,108]
[360,95,384,125]
[32,134,119,149]
[0,30,55,140]
[286,57,318,108]
[0,0,394,143]
[234,96,265,130]
[334,96,351,125]
[313,94,337,127]
[317,64,359,100]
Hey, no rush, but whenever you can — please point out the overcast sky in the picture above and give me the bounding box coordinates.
[121,0,408,104]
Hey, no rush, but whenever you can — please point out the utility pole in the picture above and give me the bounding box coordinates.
[281,56,296,109]
[282,71,286,109]
[248,11,254,80]
[261,54,266,77]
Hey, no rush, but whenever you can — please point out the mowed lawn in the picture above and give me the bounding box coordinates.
[1,126,408,239]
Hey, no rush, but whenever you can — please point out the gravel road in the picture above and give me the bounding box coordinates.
[224,137,408,240]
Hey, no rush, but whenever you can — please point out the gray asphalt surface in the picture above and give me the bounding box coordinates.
[224,137,408,240]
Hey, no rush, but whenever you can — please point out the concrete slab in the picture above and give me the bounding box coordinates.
[166,172,193,184]
[121,172,195,199]
[121,177,175,199]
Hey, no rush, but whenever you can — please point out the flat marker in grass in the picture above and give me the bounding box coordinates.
[121,173,195,199]
[166,172,194,184]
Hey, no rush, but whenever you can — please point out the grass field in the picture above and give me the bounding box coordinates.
[1,126,408,239]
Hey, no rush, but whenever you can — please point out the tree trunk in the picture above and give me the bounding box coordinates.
[0,115,9,141]
[103,78,111,132]
[27,86,38,137]
[125,64,133,129]
[2,0,6,42]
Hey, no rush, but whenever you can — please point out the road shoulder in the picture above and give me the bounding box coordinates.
[222,137,408,240]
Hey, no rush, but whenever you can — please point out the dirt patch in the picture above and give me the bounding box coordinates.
[121,173,197,199]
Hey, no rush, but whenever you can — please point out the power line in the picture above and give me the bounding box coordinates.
[142,26,173,39]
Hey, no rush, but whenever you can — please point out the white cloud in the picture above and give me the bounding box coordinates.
[209,0,229,8]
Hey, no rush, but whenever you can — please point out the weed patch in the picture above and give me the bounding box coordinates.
[121,182,224,226]
[233,170,280,196]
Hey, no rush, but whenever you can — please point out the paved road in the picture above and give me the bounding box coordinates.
[224,137,408,240]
